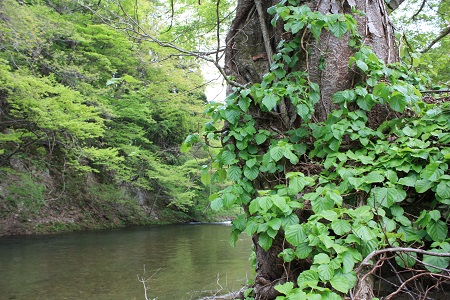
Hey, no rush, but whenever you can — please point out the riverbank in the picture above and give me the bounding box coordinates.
[0,200,237,237]
[0,162,237,237]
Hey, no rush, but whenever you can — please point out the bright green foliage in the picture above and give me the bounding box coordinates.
[392,0,450,86]
[0,0,212,216]
[184,1,450,298]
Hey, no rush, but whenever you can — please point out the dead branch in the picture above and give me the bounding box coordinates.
[357,247,450,274]
[386,272,450,299]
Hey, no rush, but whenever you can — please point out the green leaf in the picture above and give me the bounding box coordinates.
[373,82,390,99]
[331,219,352,235]
[415,179,434,193]
[423,250,450,273]
[329,21,348,38]
[297,270,319,289]
[356,60,368,72]
[232,214,247,231]
[210,198,223,211]
[353,224,377,241]
[395,252,417,268]
[314,253,331,264]
[244,166,259,180]
[330,272,357,293]
[288,175,307,195]
[275,282,294,295]
[318,264,334,281]
[398,176,416,187]
[421,162,444,182]
[268,218,282,231]
[201,170,210,185]
[311,195,335,213]
[402,126,417,137]
[229,231,239,246]
[436,181,450,199]
[224,109,241,124]
[258,196,273,212]
[220,150,237,165]
[295,242,313,259]
[426,220,448,241]
[320,210,338,221]
[388,92,406,113]
[283,148,299,164]
[279,248,296,262]
[262,93,279,111]
[364,171,385,184]
[258,232,273,250]
[371,187,406,208]
[290,21,306,34]
[341,251,356,273]
[285,224,307,246]
[322,291,343,300]
[281,213,300,228]
[238,97,251,112]
[310,20,325,40]
[297,103,310,119]
[270,146,284,162]
[254,133,268,145]
[227,166,242,181]
[272,195,288,212]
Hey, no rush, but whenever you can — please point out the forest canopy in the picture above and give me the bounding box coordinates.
[0,0,223,232]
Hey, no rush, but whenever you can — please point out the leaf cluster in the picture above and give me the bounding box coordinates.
[184,3,450,298]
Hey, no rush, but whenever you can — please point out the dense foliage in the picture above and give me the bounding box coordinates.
[0,0,215,230]
[183,0,450,298]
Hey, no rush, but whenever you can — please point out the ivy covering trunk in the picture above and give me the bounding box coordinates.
[184,0,450,298]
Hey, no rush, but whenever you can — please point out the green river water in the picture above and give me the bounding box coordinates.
[0,224,252,300]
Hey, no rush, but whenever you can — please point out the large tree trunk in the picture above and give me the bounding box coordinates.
[224,0,397,299]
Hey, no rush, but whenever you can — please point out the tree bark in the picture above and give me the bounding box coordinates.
[224,0,398,299]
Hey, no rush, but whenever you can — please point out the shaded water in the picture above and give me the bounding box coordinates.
[0,224,252,300]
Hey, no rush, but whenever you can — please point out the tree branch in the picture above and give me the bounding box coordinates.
[79,1,246,89]
[254,0,274,66]
[357,247,450,274]
[411,0,427,20]
[421,24,450,53]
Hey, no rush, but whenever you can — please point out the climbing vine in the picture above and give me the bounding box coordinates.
[183,1,450,298]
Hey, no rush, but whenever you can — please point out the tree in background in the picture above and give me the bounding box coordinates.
[0,0,216,229]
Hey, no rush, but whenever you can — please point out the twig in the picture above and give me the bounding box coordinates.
[79,1,246,89]
[357,247,450,273]
[137,266,161,300]
[411,0,427,20]
[386,272,450,299]
[421,24,450,54]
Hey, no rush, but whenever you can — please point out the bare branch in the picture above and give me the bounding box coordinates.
[421,24,450,53]
[357,247,450,273]
[79,0,245,89]
[254,0,274,66]
[411,0,427,20]
[386,272,450,300]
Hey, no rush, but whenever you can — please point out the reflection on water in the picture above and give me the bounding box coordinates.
[0,224,252,300]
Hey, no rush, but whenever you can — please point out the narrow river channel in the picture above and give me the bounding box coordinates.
[0,224,252,300]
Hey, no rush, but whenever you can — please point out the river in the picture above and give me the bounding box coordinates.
[0,223,252,300]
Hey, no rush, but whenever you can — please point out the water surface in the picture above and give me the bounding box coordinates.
[0,224,252,300]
